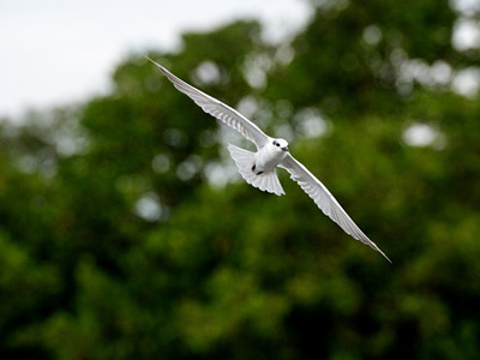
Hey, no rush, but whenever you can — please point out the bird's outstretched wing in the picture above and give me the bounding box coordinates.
[280,154,391,263]
[147,57,270,149]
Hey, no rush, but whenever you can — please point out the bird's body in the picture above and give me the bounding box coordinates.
[253,139,289,174]
[147,57,391,263]
[228,141,288,196]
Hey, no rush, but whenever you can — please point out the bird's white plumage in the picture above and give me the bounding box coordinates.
[228,144,285,196]
[279,155,391,262]
[146,57,269,149]
[148,57,391,263]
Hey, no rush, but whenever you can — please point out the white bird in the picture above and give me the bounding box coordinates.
[147,57,391,263]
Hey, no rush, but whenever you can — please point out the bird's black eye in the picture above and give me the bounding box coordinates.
[274,141,279,147]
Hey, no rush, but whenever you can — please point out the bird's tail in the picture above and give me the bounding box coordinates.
[228,144,285,196]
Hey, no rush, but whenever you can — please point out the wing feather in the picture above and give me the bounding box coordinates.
[280,154,391,263]
[147,57,269,149]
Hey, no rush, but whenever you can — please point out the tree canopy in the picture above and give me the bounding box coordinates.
[1,0,480,359]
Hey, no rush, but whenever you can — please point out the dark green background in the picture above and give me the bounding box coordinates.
[1,0,479,358]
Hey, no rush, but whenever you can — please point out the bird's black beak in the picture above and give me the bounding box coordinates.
[282,146,289,152]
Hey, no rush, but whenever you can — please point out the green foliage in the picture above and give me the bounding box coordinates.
[1,2,480,359]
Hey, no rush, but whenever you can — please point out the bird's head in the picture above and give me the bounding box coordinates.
[272,138,289,152]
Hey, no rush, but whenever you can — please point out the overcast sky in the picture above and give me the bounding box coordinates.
[0,0,311,119]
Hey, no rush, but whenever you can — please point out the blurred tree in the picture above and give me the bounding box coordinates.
[0,0,479,359]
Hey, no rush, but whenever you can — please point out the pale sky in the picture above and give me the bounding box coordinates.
[0,0,311,120]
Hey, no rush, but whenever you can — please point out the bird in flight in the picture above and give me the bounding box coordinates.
[147,57,391,263]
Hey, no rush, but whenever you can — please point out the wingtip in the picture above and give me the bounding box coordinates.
[379,250,393,264]
[145,55,159,67]
[145,56,174,81]
[145,56,168,72]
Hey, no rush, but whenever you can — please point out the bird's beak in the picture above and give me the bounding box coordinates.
[282,146,289,152]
